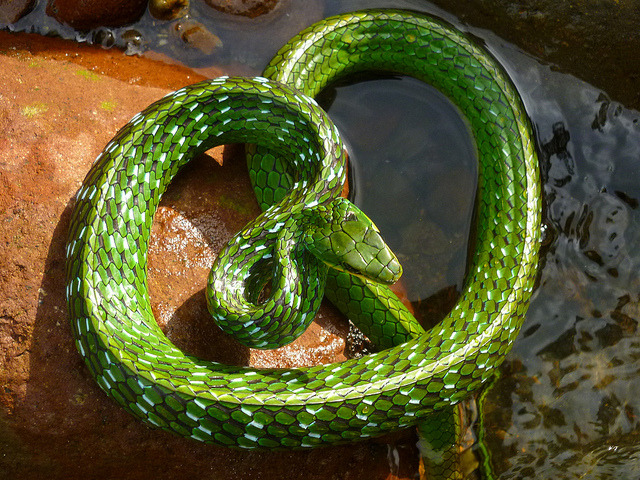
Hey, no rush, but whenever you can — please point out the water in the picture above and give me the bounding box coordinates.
[6,0,640,478]
[480,37,640,479]
[316,74,477,308]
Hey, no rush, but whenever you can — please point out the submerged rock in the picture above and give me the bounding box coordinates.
[46,0,147,30]
[204,0,278,18]
[172,18,222,55]
[149,0,189,20]
[0,0,35,23]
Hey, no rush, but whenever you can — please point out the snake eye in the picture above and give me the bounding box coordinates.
[345,212,358,222]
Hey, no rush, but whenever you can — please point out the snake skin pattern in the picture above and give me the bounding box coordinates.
[65,10,541,449]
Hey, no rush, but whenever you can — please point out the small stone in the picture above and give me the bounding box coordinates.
[203,0,277,18]
[121,28,144,54]
[46,0,147,30]
[173,19,222,55]
[149,0,189,21]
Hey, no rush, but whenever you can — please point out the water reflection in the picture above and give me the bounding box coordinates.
[481,37,640,477]
[317,75,476,309]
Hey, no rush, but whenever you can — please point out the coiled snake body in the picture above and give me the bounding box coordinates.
[66,10,540,449]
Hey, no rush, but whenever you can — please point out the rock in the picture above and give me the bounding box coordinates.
[196,0,324,71]
[429,0,640,111]
[0,30,419,479]
[204,0,277,18]
[46,0,147,30]
[149,0,188,20]
[0,0,35,23]
[172,19,222,55]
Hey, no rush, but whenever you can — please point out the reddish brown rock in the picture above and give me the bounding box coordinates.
[172,18,223,55]
[0,0,35,23]
[149,0,189,20]
[204,0,277,18]
[46,0,147,30]
[0,31,419,479]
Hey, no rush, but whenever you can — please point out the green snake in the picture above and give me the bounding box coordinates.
[66,10,540,449]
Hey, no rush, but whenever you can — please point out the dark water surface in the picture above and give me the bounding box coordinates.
[317,74,478,308]
[7,0,640,478]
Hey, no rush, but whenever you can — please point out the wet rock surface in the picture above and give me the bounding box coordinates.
[149,0,189,21]
[46,0,148,30]
[0,0,34,24]
[430,0,640,110]
[0,31,419,479]
[203,0,278,18]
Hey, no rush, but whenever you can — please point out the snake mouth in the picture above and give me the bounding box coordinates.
[361,228,403,284]
[337,253,402,285]
[376,256,403,285]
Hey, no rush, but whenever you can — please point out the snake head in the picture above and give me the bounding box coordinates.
[303,197,402,284]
